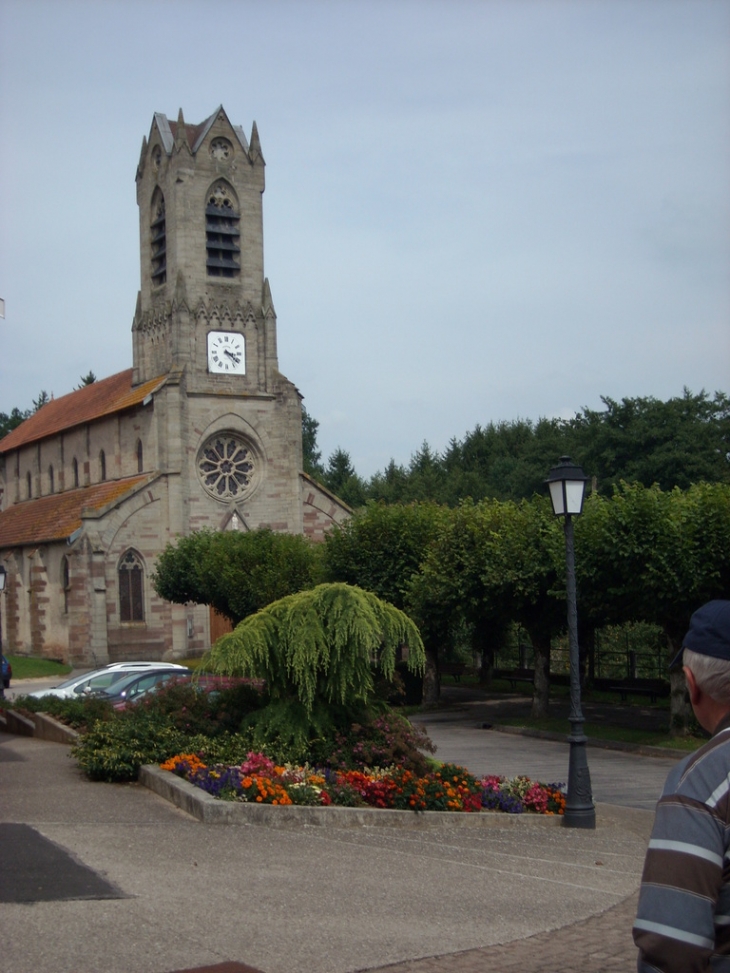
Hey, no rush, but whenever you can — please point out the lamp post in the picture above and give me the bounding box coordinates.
[0,565,6,699]
[546,456,595,829]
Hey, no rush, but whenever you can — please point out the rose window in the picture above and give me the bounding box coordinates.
[198,434,256,499]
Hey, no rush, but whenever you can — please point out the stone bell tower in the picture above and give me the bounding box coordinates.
[132,105,279,397]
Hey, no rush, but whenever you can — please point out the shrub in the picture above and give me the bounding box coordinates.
[317,712,436,774]
[72,715,187,782]
[13,693,114,730]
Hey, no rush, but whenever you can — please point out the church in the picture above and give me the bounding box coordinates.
[0,106,349,666]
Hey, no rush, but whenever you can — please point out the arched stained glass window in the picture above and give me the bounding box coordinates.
[118,550,145,622]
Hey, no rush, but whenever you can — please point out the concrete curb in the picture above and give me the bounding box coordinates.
[140,764,566,829]
[0,708,35,736]
[33,712,80,744]
[0,708,79,744]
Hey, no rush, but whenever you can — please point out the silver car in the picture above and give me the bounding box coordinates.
[27,661,189,699]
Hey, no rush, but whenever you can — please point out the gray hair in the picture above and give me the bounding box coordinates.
[683,648,730,706]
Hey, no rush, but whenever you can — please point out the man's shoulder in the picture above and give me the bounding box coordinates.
[664,726,730,802]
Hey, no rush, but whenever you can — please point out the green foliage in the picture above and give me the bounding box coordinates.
[0,406,31,440]
[72,715,187,781]
[301,404,324,478]
[322,501,447,609]
[152,528,319,624]
[323,447,366,507]
[338,388,730,507]
[75,370,97,388]
[205,583,426,716]
[567,390,730,492]
[14,693,113,729]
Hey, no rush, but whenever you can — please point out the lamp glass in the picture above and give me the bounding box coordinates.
[548,480,566,516]
[0,566,6,592]
[565,480,586,515]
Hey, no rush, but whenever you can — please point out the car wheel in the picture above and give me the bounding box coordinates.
[3,679,9,689]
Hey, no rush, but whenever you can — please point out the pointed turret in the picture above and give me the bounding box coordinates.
[249,121,264,165]
[174,108,189,154]
[262,277,275,318]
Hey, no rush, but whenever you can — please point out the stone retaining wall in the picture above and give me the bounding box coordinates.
[140,764,564,829]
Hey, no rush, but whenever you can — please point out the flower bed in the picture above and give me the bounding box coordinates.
[160,751,566,815]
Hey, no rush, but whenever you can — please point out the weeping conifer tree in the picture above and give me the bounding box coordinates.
[203,583,426,760]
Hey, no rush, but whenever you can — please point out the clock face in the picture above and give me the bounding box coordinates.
[207,331,245,375]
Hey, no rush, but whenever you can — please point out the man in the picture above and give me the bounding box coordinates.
[634,600,730,972]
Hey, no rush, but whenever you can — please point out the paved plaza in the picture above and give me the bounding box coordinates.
[0,683,680,973]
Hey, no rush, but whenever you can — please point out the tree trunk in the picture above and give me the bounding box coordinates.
[665,625,692,737]
[474,618,495,687]
[421,648,440,706]
[527,628,551,719]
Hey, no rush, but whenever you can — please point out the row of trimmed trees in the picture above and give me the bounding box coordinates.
[153,481,730,731]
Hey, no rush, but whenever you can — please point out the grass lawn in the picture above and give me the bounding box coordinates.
[494,713,705,753]
[6,656,73,680]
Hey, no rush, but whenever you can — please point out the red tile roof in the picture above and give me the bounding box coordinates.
[0,475,151,547]
[0,370,166,453]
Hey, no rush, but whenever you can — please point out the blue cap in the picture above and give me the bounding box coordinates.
[670,600,730,669]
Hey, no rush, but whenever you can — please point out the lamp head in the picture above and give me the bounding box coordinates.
[546,456,589,517]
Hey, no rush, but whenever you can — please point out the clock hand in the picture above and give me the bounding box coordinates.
[223,349,241,365]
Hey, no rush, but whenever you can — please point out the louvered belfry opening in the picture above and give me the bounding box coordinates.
[150,191,167,286]
[206,183,240,278]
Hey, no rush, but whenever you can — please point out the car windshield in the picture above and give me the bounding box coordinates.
[72,670,132,694]
[100,669,189,700]
[49,668,114,691]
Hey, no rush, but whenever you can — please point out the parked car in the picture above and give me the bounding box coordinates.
[106,672,254,710]
[2,655,11,689]
[94,668,192,708]
[28,661,189,699]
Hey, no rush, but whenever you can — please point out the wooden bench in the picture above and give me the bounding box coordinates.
[439,663,467,683]
[504,672,534,693]
[609,684,662,704]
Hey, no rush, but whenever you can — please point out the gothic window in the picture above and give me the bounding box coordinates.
[99,450,106,482]
[118,550,145,623]
[136,439,143,473]
[72,457,79,489]
[205,182,240,278]
[26,471,32,499]
[150,189,166,286]
[48,465,55,494]
[197,433,257,500]
[62,556,70,614]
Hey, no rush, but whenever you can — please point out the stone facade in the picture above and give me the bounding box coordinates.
[0,106,349,665]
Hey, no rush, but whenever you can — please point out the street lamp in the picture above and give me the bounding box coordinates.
[0,564,6,700]
[546,456,595,829]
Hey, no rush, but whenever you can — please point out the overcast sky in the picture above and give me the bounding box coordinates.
[1,0,728,477]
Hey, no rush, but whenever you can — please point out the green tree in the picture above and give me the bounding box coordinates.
[301,404,324,478]
[575,482,730,732]
[152,528,319,625]
[322,501,447,701]
[204,583,426,755]
[76,371,97,389]
[323,447,366,507]
[0,406,31,440]
[33,390,50,411]
[568,390,730,492]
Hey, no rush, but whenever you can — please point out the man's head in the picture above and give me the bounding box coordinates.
[674,601,730,729]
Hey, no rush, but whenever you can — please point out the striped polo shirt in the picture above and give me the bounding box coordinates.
[634,713,730,972]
